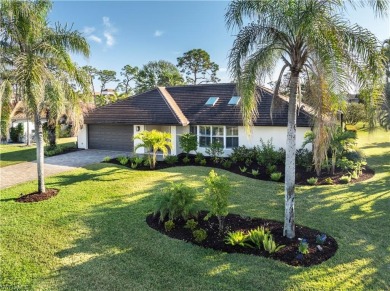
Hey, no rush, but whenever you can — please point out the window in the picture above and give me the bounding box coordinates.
[190,125,197,135]
[212,126,224,147]
[228,96,241,105]
[226,126,239,148]
[199,126,211,147]
[205,97,219,106]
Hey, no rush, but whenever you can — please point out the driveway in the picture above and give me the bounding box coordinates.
[0,149,129,190]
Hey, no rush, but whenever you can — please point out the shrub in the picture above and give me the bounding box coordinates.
[199,159,207,166]
[222,159,232,169]
[182,156,190,164]
[103,156,111,162]
[165,155,178,165]
[263,233,285,254]
[247,226,270,249]
[44,143,77,157]
[224,230,249,247]
[266,164,277,175]
[194,152,205,164]
[229,145,257,163]
[323,177,333,185]
[193,228,207,243]
[154,182,198,222]
[307,177,318,185]
[164,220,175,232]
[184,219,198,231]
[10,123,24,143]
[251,169,259,177]
[351,170,358,180]
[204,170,231,232]
[298,239,309,255]
[296,148,313,172]
[117,156,129,165]
[337,157,355,173]
[179,133,198,156]
[205,141,224,163]
[131,156,144,169]
[339,175,351,184]
[256,138,284,166]
[270,172,282,181]
[239,166,247,173]
[344,103,367,125]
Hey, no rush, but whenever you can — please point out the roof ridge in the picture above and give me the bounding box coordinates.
[157,87,189,126]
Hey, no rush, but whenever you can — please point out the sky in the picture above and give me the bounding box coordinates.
[49,1,390,91]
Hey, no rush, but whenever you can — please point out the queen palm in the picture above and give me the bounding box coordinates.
[226,0,386,238]
[1,0,90,193]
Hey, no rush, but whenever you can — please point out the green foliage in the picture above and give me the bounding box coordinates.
[164,220,175,232]
[130,156,144,169]
[133,130,172,169]
[239,166,247,173]
[103,156,111,162]
[296,148,313,172]
[194,152,205,164]
[222,159,232,169]
[298,239,309,255]
[339,175,351,184]
[192,228,207,243]
[266,164,277,175]
[10,123,24,143]
[351,170,358,180]
[154,182,198,222]
[164,155,178,165]
[204,170,231,231]
[323,177,334,185]
[307,177,318,185]
[270,172,282,181]
[263,233,285,254]
[344,103,367,125]
[199,159,207,166]
[44,143,77,157]
[247,226,270,249]
[179,133,198,156]
[117,156,129,165]
[182,156,190,164]
[224,230,249,247]
[205,141,224,163]
[116,64,139,95]
[229,145,256,163]
[337,157,355,173]
[251,169,259,177]
[177,48,220,84]
[184,219,198,231]
[256,139,284,166]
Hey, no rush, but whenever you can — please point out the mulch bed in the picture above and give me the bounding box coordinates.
[107,153,374,185]
[146,211,338,267]
[15,188,59,203]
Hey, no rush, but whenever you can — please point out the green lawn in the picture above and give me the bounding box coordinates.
[0,130,389,290]
[0,137,76,167]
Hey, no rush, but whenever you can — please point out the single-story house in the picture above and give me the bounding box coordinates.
[78,83,313,156]
[10,112,46,144]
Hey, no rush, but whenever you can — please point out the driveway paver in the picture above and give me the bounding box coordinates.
[0,149,129,189]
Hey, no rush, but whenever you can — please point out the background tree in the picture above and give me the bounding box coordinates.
[1,0,90,194]
[117,64,138,95]
[177,49,220,84]
[344,103,367,125]
[97,69,118,94]
[135,60,184,93]
[226,0,385,238]
[379,39,390,130]
[82,65,98,104]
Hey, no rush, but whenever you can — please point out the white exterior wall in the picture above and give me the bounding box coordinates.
[133,124,145,154]
[11,119,44,143]
[77,125,88,149]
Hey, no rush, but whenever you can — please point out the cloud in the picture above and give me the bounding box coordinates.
[104,32,115,46]
[219,67,227,72]
[154,30,164,37]
[103,16,111,28]
[88,35,102,43]
[82,26,95,35]
[102,16,116,47]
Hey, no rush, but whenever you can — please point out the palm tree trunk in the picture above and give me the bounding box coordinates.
[34,112,46,193]
[26,111,31,146]
[283,72,299,239]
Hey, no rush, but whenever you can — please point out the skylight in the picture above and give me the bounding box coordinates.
[228,96,241,105]
[205,96,219,106]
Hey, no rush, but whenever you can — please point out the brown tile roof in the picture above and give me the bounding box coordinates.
[84,83,313,127]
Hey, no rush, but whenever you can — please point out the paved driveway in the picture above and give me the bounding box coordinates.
[0,149,129,190]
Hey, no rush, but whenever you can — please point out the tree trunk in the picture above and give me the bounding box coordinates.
[283,72,299,239]
[26,111,30,146]
[34,112,46,193]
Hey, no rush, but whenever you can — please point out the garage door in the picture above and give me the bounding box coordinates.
[88,124,134,151]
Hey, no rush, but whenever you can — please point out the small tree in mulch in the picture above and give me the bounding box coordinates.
[179,133,198,157]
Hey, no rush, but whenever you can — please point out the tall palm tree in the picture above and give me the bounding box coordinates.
[226,0,386,238]
[1,0,90,193]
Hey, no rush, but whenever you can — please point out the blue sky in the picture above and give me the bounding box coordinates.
[49,1,390,90]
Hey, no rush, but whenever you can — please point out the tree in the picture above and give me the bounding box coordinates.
[1,0,90,193]
[117,65,138,95]
[135,60,184,93]
[379,39,390,130]
[133,130,172,169]
[177,49,220,84]
[97,69,118,94]
[82,65,98,104]
[344,103,367,125]
[226,0,385,238]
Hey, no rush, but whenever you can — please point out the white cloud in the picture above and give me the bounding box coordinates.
[88,35,102,43]
[154,30,164,37]
[219,67,227,72]
[82,26,95,35]
[104,32,115,46]
[103,16,111,28]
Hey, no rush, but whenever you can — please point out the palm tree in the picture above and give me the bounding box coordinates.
[226,0,386,238]
[1,0,90,193]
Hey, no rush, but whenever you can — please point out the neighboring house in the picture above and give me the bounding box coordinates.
[78,83,313,156]
[11,112,47,143]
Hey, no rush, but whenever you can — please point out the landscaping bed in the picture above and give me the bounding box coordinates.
[146,211,338,267]
[15,188,59,203]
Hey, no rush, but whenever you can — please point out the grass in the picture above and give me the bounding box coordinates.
[0,137,76,167]
[0,129,389,290]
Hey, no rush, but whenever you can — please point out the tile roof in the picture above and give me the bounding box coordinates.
[84,83,313,127]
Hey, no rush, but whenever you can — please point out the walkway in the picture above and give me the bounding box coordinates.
[0,149,128,189]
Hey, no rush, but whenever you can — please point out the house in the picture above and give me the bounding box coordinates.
[77,83,313,155]
[10,112,47,143]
